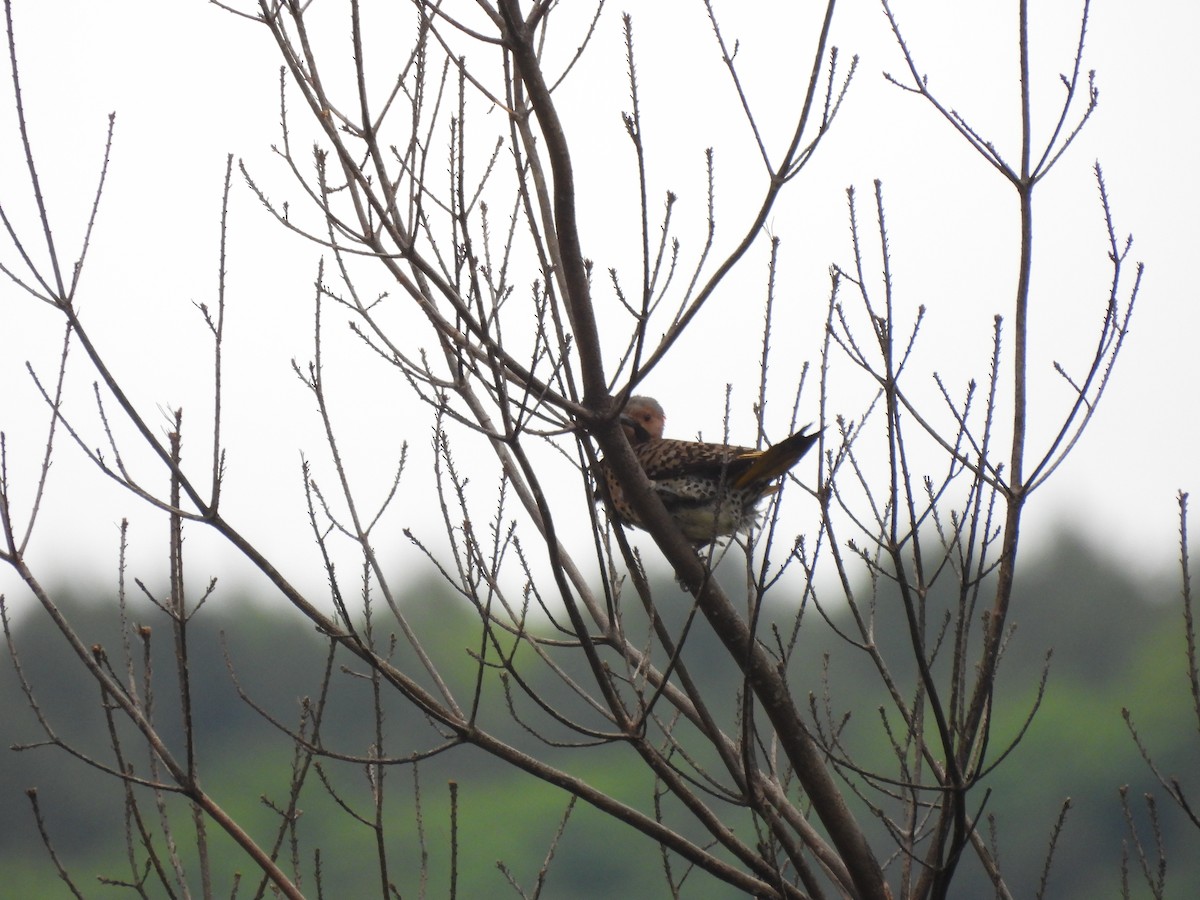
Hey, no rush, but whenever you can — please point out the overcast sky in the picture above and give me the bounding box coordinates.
[1,1,1196,612]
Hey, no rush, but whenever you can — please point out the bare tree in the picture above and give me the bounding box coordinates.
[0,1,1166,898]
[1120,491,1199,899]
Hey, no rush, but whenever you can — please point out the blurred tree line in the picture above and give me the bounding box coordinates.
[3,533,1195,899]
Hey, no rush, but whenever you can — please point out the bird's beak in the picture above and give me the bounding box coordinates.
[619,413,650,444]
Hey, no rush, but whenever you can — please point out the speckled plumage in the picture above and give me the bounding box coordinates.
[600,396,819,545]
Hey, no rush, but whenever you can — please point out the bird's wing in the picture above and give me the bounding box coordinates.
[630,428,819,486]
[731,427,819,488]
[633,439,759,480]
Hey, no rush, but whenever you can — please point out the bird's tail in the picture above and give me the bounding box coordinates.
[732,427,820,488]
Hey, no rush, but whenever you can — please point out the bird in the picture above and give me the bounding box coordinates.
[598,395,820,545]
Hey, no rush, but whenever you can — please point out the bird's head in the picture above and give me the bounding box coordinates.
[620,395,666,444]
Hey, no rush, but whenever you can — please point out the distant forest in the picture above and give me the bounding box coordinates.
[3,532,1196,899]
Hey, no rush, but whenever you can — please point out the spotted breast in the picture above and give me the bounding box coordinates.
[599,396,819,545]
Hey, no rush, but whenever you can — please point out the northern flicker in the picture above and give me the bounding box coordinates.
[599,396,820,545]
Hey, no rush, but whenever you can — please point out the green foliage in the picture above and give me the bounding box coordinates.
[1,535,1196,897]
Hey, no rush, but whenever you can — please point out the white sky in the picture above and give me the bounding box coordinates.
[1,1,1196,612]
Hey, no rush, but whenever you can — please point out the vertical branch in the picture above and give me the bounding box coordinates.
[166,421,214,897]
[965,0,1034,757]
[449,780,459,900]
[2,0,66,298]
[365,565,393,898]
[1179,492,1199,732]
[496,0,607,406]
[206,154,235,512]
[621,12,655,381]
